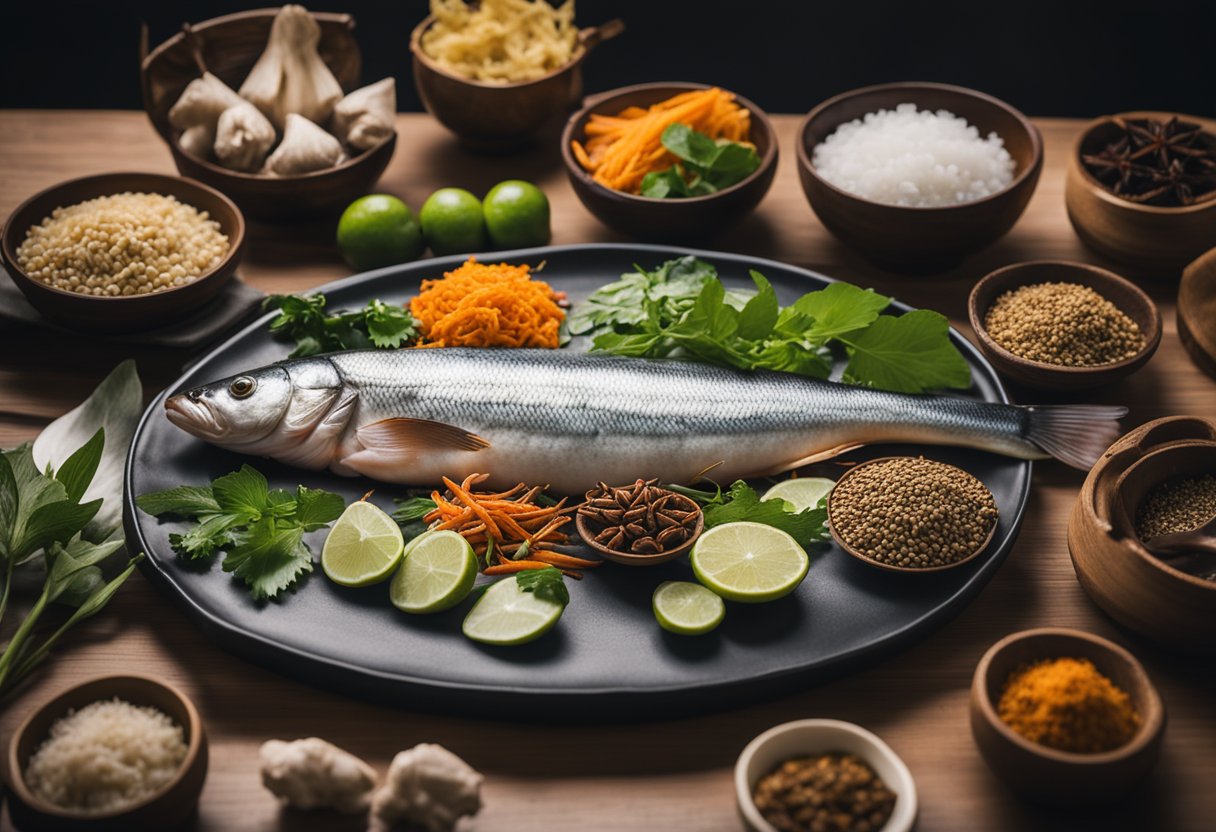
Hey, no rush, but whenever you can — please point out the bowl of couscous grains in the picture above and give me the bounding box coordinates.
[1,171,245,333]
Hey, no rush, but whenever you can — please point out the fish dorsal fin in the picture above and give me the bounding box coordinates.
[356,418,491,454]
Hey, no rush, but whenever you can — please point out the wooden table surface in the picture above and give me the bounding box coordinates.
[1,111,1214,832]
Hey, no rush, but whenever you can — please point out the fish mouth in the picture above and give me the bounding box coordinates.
[165,394,226,440]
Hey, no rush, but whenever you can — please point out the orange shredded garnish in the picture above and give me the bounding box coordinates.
[409,258,565,348]
[572,87,752,194]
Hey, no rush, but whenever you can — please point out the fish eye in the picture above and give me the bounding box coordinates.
[229,376,256,399]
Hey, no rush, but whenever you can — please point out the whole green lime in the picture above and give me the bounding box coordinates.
[483,180,551,249]
[336,195,425,271]
[420,188,487,256]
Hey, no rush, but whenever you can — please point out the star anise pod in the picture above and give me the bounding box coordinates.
[1119,115,1209,168]
[1083,116,1216,207]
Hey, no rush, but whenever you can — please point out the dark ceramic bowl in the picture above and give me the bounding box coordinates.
[968,260,1161,390]
[796,82,1043,273]
[6,674,209,831]
[1,172,245,333]
[561,82,779,243]
[970,628,1164,806]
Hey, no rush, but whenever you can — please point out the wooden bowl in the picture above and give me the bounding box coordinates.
[970,628,1165,806]
[796,82,1043,273]
[411,17,623,150]
[1178,246,1216,379]
[967,260,1162,390]
[141,9,396,220]
[575,490,704,566]
[1068,416,1216,653]
[1065,112,1216,277]
[6,674,208,831]
[735,719,918,832]
[826,456,998,574]
[1,171,245,333]
[561,82,779,243]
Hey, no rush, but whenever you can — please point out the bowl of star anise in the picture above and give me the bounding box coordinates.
[1066,111,1216,276]
[576,479,704,566]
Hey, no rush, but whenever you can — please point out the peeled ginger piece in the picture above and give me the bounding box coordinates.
[262,113,344,175]
[332,78,396,150]
[239,4,343,129]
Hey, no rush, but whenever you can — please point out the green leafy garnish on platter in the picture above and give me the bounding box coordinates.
[137,465,345,601]
[515,565,569,607]
[669,480,829,550]
[569,257,971,394]
[264,293,420,358]
[640,124,762,199]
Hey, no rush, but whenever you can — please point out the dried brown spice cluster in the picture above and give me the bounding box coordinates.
[752,752,897,832]
[1135,474,1216,541]
[579,479,700,555]
[1082,115,1216,207]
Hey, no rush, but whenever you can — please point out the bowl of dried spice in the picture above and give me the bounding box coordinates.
[735,719,917,832]
[970,627,1165,806]
[968,260,1162,390]
[575,479,704,565]
[1066,111,1216,276]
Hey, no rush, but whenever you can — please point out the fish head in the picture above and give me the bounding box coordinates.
[166,365,295,445]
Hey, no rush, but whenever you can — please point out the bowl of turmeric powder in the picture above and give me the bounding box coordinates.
[970,627,1165,806]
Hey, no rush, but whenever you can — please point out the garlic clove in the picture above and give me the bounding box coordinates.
[239,4,344,130]
[262,113,345,176]
[332,77,397,151]
[214,100,278,172]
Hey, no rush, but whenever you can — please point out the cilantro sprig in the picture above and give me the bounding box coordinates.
[264,293,420,358]
[137,466,344,601]
[515,565,569,607]
[568,257,971,394]
[640,124,762,199]
[669,480,829,549]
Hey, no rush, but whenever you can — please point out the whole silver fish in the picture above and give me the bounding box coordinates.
[165,349,1126,493]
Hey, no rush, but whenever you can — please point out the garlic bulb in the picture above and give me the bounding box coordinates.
[262,113,345,176]
[239,5,343,130]
[332,78,396,151]
[168,72,244,160]
[215,100,277,172]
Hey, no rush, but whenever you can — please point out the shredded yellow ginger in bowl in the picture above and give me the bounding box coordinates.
[421,0,578,84]
[410,258,565,348]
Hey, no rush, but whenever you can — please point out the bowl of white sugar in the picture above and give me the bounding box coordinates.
[797,82,1042,273]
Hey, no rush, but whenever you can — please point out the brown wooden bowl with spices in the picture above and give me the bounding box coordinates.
[967,260,1162,390]
[575,480,704,566]
[970,627,1165,806]
[1178,246,1216,380]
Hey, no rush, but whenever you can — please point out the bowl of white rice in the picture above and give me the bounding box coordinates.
[6,674,207,831]
[1,171,245,333]
[797,82,1042,273]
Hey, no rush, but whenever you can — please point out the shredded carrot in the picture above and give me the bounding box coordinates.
[484,561,553,575]
[572,87,753,194]
[409,258,566,349]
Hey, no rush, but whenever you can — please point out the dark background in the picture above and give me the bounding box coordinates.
[2,0,1214,117]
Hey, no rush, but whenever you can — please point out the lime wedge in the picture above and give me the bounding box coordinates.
[690,521,809,603]
[761,477,835,513]
[390,530,478,614]
[652,581,725,635]
[322,501,404,587]
[462,576,564,645]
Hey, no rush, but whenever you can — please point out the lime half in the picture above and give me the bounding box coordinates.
[462,576,564,645]
[390,530,478,614]
[690,522,809,603]
[322,501,405,587]
[652,581,725,635]
[761,477,835,513]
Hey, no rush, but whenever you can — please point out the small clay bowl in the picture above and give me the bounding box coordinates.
[735,719,918,832]
[412,16,624,150]
[575,490,704,566]
[561,82,779,243]
[967,260,1162,390]
[796,82,1043,273]
[970,627,1165,806]
[1068,415,1216,653]
[826,456,998,574]
[1178,246,1216,379]
[1,171,245,333]
[1065,111,1216,276]
[6,674,209,831]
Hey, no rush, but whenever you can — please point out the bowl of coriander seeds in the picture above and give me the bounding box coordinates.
[1,172,245,333]
[968,260,1161,390]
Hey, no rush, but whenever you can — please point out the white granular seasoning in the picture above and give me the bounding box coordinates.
[812,103,1016,207]
[16,191,229,297]
[24,697,188,814]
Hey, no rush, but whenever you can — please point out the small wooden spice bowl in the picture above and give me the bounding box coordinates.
[735,719,918,832]
[560,82,780,243]
[5,674,209,831]
[796,82,1043,273]
[826,456,998,574]
[1065,111,1216,277]
[1068,415,1216,653]
[575,489,704,566]
[1178,246,1216,379]
[970,628,1165,806]
[1,171,245,333]
[967,260,1162,390]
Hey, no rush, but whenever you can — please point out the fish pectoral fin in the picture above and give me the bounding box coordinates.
[355,418,491,454]
[753,443,866,476]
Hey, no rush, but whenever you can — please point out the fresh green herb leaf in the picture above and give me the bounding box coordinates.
[785,282,892,341]
[363,299,420,349]
[211,465,270,519]
[391,496,438,524]
[264,293,420,358]
[515,565,569,607]
[54,428,104,504]
[841,310,973,394]
[736,271,779,341]
[135,486,220,517]
[701,481,828,548]
[294,486,345,530]
[638,124,762,200]
[222,520,312,602]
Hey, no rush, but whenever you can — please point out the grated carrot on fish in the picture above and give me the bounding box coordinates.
[409,258,565,349]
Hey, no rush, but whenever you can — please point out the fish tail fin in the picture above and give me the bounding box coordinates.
[1025,404,1128,470]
